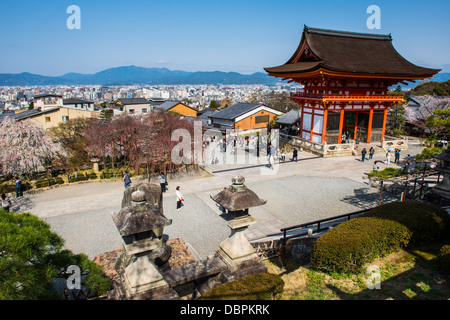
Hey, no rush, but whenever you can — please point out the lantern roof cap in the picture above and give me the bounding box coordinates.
[112,191,172,236]
[211,176,267,211]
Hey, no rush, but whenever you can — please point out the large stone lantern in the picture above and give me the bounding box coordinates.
[425,147,450,205]
[211,176,267,274]
[111,189,174,300]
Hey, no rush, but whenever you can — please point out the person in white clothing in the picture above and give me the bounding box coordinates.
[176,186,184,210]
[385,152,391,165]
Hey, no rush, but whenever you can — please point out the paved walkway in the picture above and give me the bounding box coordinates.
[11,140,424,260]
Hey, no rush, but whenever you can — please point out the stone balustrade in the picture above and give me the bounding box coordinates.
[280,133,355,157]
[381,137,408,151]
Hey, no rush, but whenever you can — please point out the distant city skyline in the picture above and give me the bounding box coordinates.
[1,0,449,76]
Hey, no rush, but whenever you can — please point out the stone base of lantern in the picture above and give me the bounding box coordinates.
[115,255,175,300]
[215,227,267,276]
[216,245,266,274]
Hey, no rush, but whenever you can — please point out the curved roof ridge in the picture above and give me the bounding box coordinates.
[304,25,392,41]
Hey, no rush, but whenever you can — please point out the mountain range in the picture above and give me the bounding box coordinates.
[0,66,281,86]
[1,65,448,88]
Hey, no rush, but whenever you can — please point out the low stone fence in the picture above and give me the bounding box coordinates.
[280,133,355,157]
[382,137,408,151]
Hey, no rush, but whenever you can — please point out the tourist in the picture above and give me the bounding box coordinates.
[281,147,286,162]
[385,152,391,165]
[361,148,367,162]
[1,193,11,212]
[268,154,273,169]
[369,147,375,160]
[176,186,184,210]
[293,148,298,162]
[123,171,131,189]
[15,178,22,197]
[372,162,379,171]
[159,172,167,193]
[394,149,401,164]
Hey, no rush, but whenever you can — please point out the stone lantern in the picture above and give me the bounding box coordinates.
[211,176,267,274]
[111,189,174,300]
[91,157,100,173]
[425,147,450,205]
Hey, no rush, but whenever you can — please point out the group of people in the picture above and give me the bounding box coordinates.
[359,147,405,171]
[360,147,375,162]
[266,146,300,169]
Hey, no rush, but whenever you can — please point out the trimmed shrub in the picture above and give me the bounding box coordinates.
[68,174,87,183]
[363,201,450,245]
[311,216,411,274]
[311,201,450,274]
[199,273,284,300]
[368,167,404,180]
[439,245,450,275]
[0,183,16,194]
[85,171,98,180]
[34,177,64,189]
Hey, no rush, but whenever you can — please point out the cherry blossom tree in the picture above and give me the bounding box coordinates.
[82,111,201,176]
[141,110,198,174]
[0,117,64,178]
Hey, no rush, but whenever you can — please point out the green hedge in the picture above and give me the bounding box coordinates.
[363,201,450,245]
[368,167,404,180]
[439,245,450,275]
[311,201,450,274]
[199,273,284,300]
[0,182,32,194]
[34,177,65,189]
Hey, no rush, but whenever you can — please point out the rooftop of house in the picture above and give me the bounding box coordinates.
[276,109,301,125]
[115,98,150,105]
[208,102,266,120]
[63,98,94,105]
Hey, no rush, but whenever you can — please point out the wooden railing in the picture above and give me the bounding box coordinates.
[280,208,371,244]
[290,92,404,103]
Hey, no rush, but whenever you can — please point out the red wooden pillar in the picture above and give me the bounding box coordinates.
[321,108,328,144]
[310,106,315,141]
[354,112,359,140]
[366,107,374,143]
[381,107,388,141]
[338,107,345,144]
[299,105,305,138]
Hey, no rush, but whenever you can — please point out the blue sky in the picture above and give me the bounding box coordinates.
[1,0,449,75]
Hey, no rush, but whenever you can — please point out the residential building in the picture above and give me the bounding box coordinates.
[63,98,95,111]
[111,98,152,114]
[11,107,99,131]
[154,100,198,117]
[33,94,63,111]
[208,102,283,132]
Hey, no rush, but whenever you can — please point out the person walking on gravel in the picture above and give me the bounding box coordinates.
[176,186,184,210]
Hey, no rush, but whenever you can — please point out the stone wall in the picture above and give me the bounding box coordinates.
[251,234,322,266]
